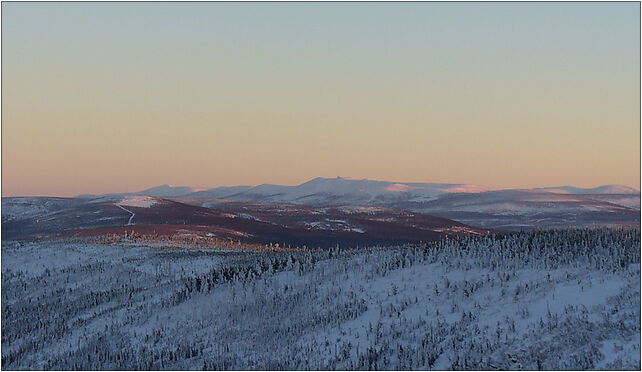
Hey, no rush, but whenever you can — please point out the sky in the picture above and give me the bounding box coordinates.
[2,2,640,197]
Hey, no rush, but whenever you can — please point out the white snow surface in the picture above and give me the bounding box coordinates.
[117,196,159,208]
[2,229,639,370]
[62,178,640,221]
[536,185,640,195]
[236,177,494,203]
[1,197,71,221]
[135,185,195,197]
[132,178,638,202]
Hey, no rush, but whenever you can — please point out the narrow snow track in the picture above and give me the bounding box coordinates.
[116,204,135,226]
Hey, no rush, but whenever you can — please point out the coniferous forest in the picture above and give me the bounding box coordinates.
[2,228,640,370]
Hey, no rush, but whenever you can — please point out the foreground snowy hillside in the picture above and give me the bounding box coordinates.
[2,229,640,370]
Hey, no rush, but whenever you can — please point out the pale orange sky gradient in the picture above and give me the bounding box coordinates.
[2,3,640,197]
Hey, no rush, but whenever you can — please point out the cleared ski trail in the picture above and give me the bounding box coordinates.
[116,204,135,226]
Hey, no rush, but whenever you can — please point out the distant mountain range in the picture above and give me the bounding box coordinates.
[3,177,639,244]
[79,177,640,201]
[534,185,641,195]
[155,177,640,230]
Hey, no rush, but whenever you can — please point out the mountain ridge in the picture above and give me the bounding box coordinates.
[76,177,641,199]
[13,177,635,232]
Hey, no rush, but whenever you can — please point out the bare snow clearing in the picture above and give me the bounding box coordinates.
[117,196,159,208]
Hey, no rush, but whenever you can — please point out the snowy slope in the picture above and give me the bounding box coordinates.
[77,178,639,205]
[2,228,639,370]
[581,194,641,210]
[188,185,252,198]
[77,185,196,199]
[117,196,159,208]
[535,185,640,195]
[14,178,640,232]
[395,190,640,230]
[134,185,195,197]
[74,178,639,213]
[1,197,79,222]
[175,179,641,230]
[178,178,640,215]
[188,178,638,203]
[191,177,495,205]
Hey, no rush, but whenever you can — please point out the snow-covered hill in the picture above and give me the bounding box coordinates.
[1,197,78,222]
[386,189,640,230]
[133,184,195,197]
[17,177,640,231]
[190,177,496,205]
[2,195,486,247]
[2,228,639,370]
[185,177,639,204]
[77,185,196,199]
[76,178,640,205]
[170,178,641,230]
[535,185,640,195]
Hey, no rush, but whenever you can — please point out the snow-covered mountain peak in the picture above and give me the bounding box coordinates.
[293,177,493,195]
[135,185,194,197]
[297,177,392,194]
